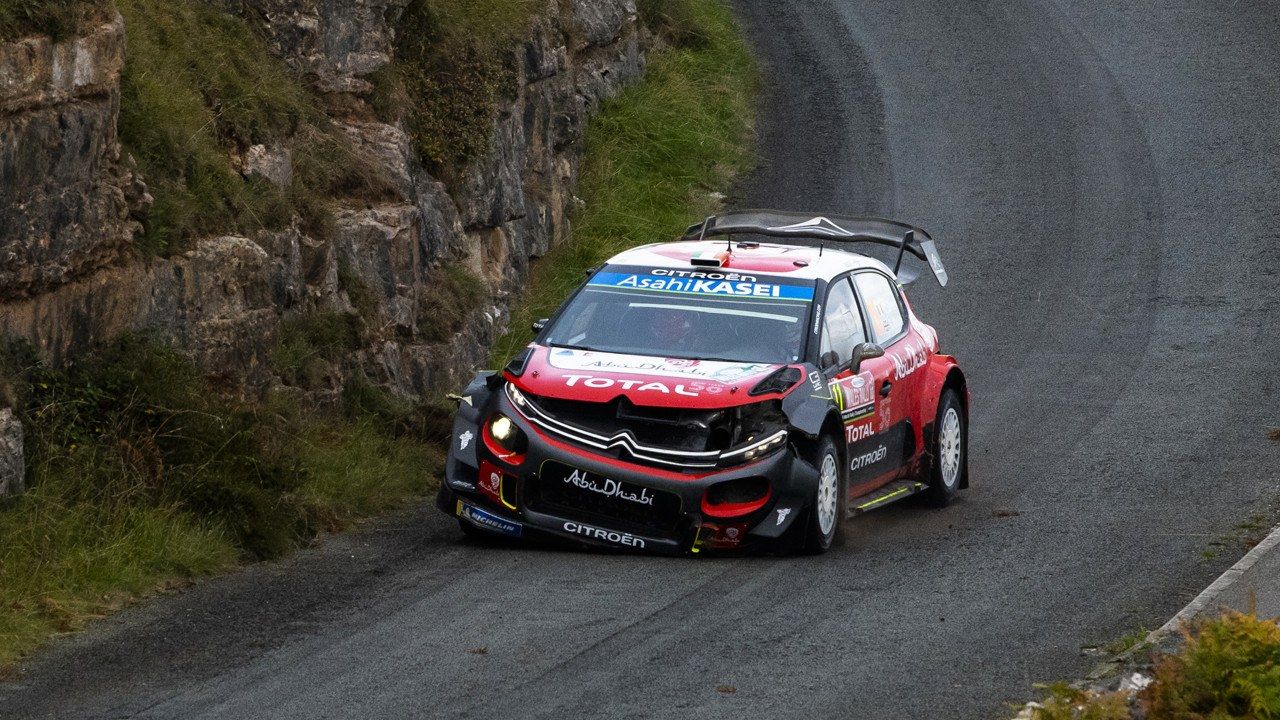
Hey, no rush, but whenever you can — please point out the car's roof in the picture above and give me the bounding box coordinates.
[603,240,893,282]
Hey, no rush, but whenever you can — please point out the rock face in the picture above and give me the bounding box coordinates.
[0,408,23,496]
[0,12,149,301]
[0,0,647,399]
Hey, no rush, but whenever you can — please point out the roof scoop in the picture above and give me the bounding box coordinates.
[690,249,730,267]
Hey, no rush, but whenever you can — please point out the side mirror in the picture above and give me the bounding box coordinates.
[531,318,549,334]
[849,342,885,373]
[819,350,841,370]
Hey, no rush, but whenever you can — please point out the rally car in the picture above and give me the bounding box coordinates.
[436,210,969,554]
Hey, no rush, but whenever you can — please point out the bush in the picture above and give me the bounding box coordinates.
[418,267,488,343]
[0,337,443,665]
[1146,612,1280,719]
[371,0,538,176]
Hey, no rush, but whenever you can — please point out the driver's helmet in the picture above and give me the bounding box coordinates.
[647,308,694,345]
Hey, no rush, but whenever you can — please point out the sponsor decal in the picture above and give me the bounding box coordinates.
[479,468,501,494]
[726,527,740,539]
[831,371,876,413]
[562,374,708,396]
[845,420,876,444]
[588,271,815,301]
[775,507,791,526]
[808,369,823,392]
[458,430,473,450]
[879,396,892,432]
[457,500,522,537]
[651,269,760,282]
[547,349,770,384]
[563,521,646,548]
[812,303,823,334]
[888,339,929,380]
[850,445,888,472]
[563,468,655,507]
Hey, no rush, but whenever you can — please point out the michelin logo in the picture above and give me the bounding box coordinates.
[457,501,522,538]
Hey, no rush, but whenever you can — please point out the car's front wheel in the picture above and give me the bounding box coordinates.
[803,435,844,554]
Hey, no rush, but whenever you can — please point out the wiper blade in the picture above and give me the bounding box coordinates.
[548,342,599,352]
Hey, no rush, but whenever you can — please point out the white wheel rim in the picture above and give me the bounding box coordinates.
[940,407,962,488]
[817,453,838,536]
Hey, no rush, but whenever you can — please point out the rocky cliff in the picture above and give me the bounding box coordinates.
[0,0,646,409]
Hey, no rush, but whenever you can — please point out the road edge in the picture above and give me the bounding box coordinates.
[1148,521,1280,642]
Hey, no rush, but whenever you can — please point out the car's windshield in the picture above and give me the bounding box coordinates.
[543,266,816,364]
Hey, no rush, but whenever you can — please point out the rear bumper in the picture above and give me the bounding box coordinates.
[438,393,821,555]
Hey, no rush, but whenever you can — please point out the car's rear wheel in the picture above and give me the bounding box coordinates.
[803,435,844,554]
[922,389,966,507]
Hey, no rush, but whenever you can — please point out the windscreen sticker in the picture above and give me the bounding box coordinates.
[548,348,775,383]
[588,270,814,301]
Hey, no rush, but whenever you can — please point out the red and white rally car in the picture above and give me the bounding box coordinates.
[436,210,969,554]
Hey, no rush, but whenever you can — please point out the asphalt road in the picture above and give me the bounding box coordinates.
[4,1,1280,718]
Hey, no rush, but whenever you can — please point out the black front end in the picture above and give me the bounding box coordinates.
[436,373,822,555]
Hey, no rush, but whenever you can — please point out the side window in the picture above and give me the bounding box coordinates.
[853,273,906,343]
[819,278,867,368]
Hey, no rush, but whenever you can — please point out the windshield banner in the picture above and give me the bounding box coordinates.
[588,267,815,301]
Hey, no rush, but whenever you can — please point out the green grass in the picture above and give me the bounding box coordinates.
[117,0,391,252]
[370,0,540,177]
[0,0,108,41]
[490,0,757,363]
[0,338,441,667]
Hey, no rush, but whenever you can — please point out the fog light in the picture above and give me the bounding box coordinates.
[491,415,515,441]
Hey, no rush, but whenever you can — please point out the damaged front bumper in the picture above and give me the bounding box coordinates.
[436,392,822,555]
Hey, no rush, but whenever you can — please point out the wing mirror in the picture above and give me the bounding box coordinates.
[819,350,841,370]
[531,318,549,334]
[848,342,885,373]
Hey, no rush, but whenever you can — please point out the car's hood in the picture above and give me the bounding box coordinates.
[511,346,783,409]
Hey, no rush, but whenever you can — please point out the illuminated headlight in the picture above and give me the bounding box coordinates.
[486,413,528,456]
[507,383,528,409]
[723,429,789,463]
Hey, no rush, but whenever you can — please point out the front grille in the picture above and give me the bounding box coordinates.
[526,461,683,536]
[535,396,729,452]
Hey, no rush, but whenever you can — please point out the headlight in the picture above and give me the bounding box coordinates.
[507,383,528,409]
[486,413,528,457]
[718,401,789,464]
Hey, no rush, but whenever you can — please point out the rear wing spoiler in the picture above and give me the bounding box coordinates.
[681,209,949,287]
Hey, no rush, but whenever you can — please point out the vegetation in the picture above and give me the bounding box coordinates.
[491,0,757,362]
[371,0,539,177]
[116,0,390,253]
[0,338,441,666]
[1031,612,1280,720]
[0,0,108,41]
[418,267,488,343]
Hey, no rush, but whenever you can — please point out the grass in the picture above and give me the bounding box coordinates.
[0,338,441,667]
[0,0,109,41]
[370,0,539,179]
[117,0,391,253]
[418,267,488,343]
[1030,612,1280,720]
[490,0,757,363]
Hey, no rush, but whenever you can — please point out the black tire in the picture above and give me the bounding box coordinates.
[803,434,845,554]
[922,389,966,507]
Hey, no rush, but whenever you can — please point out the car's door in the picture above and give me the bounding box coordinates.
[850,271,928,474]
[818,276,899,497]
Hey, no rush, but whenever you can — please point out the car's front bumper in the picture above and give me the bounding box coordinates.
[437,393,821,555]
